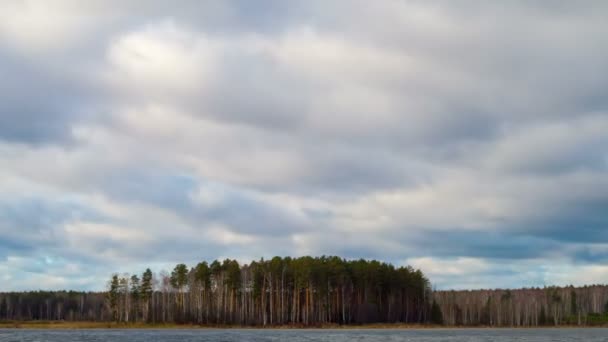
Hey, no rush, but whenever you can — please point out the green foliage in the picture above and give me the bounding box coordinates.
[223,259,241,290]
[170,264,189,291]
[501,290,512,302]
[430,300,443,324]
[130,274,140,300]
[106,274,120,322]
[193,262,211,289]
[587,313,608,325]
[140,268,153,301]
[539,306,547,325]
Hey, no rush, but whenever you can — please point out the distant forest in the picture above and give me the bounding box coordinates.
[1,256,608,326]
[434,285,608,326]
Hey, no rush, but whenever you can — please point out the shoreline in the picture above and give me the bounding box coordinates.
[1,321,607,329]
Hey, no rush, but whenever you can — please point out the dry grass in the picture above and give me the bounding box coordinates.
[0,321,605,329]
[0,321,446,329]
[0,321,194,329]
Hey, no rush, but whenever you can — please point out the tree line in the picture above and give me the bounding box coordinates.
[3,256,608,326]
[0,256,432,326]
[433,285,608,326]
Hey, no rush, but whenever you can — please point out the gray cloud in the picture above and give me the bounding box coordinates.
[0,195,103,261]
[0,1,607,290]
[0,51,80,144]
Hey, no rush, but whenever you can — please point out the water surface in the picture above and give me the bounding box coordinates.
[0,328,605,341]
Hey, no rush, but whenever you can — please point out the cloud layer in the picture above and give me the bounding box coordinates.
[1,0,607,290]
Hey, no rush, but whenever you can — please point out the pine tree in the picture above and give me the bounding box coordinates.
[107,274,120,322]
[431,300,443,324]
[130,274,141,322]
[539,306,547,326]
[140,269,153,322]
[570,290,577,316]
[171,264,189,322]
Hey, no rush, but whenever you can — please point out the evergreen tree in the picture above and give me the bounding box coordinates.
[170,264,189,291]
[130,274,141,321]
[430,300,443,324]
[140,268,153,322]
[539,306,547,326]
[106,274,120,322]
[570,290,577,316]
[171,264,189,321]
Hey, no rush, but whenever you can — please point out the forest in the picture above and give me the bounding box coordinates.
[433,285,608,326]
[0,256,431,326]
[1,256,608,327]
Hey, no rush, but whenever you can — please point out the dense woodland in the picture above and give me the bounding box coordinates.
[433,285,608,326]
[1,256,607,326]
[0,256,431,326]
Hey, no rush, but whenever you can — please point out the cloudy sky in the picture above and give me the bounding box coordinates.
[1,0,607,291]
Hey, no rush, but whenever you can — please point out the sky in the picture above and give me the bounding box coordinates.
[1,0,607,291]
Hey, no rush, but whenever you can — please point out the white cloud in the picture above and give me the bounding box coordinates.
[204,225,257,246]
[0,1,93,52]
[104,21,219,98]
[407,257,490,277]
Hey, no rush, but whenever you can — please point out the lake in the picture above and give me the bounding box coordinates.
[0,328,606,341]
